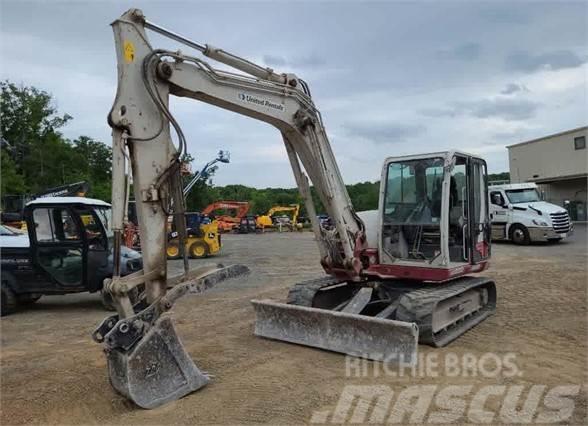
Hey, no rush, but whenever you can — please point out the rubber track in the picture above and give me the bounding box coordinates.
[286,276,345,306]
[396,276,497,348]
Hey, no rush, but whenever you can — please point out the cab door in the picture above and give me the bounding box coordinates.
[489,190,508,239]
[72,205,110,292]
[28,205,86,290]
[467,158,491,263]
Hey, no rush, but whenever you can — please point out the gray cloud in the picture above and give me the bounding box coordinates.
[500,83,529,95]
[1,1,586,185]
[438,43,482,61]
[505,50,587,73]
[420,98,540,121]
[489,129,528,144]
[263,54,287,67]
[456,98,540,121]
[480,7,529,24]
[344,122,426,144]
[263,53,325,69]
[418,107,458,118]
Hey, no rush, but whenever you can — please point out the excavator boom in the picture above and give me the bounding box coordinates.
[97,9,368,408]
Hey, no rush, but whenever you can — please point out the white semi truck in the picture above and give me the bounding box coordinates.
[489,182,573,244]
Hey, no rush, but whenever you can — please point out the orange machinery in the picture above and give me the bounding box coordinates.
[202,201,250,232]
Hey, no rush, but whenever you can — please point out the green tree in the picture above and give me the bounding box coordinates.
[1,81,72,193]
[1,81,113,200]
[70,136,112,200]
[0,150,26,195]
[488,172,510,183]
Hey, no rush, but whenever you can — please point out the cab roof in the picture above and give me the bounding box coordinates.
[488,182,538,191]
[26,197,111,207]
[383,150,483,164]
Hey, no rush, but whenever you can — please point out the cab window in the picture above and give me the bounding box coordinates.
[73,206,107,250]
[384,158,444,224]
[33,208,80,242]
[490,191,505,207]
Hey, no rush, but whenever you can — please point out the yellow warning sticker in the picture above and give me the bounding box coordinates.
[123,40,135,63]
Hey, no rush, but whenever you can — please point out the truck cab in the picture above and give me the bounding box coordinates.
[489,183,572,244]
[0,197,142,315]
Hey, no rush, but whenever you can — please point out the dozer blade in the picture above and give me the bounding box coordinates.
[251,299,419,365]
[93,264,250,409]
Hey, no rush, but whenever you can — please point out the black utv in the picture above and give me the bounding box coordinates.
[0,197,142,316]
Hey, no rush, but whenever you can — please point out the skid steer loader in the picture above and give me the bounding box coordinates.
[94,8,496,409]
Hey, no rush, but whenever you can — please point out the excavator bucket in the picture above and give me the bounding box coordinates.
[93,264,249,409]
[251,300,419,365]
[106,313,209,409]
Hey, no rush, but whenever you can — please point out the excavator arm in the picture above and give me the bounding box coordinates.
[201,201,250,217]
[95,8,423,410]
[182,150,229,197]
[108,9,365,284]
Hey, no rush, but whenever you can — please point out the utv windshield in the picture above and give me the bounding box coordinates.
[505,188,540,204]
[384,157,445,224]
[94,207,114,238]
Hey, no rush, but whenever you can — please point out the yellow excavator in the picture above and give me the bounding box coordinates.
[256,204,301,231]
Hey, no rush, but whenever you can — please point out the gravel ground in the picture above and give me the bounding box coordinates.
[1,226,586,425]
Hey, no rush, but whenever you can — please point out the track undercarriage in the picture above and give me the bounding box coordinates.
[252,275,496,363]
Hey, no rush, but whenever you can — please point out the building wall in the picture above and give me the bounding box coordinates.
[508,126,588,221]
[508,127,587,183]
[537,178,588,220]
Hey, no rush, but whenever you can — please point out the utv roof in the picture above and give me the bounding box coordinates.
[26,197,111,207]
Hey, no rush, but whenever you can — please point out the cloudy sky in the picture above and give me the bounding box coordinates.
[1,0,586,187]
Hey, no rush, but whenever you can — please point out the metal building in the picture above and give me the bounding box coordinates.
[507,126,588,221]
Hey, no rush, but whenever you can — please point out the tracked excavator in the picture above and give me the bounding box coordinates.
[201,200,250,232]
[257,204,301,230]
[94,8,496,409]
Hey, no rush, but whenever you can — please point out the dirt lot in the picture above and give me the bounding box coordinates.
[1,227,586,425]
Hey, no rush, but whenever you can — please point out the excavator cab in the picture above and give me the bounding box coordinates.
[254,152,496,359]
[375,151,491,279]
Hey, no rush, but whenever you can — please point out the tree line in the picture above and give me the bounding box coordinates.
[0,81,509,217]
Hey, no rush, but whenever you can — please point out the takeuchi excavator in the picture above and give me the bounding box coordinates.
[94,8,496,409]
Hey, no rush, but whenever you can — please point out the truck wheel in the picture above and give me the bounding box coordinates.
[166,241,181,260]
[510,224,530,245]
[189,241,209,259]
[1,283,18,316]
[16,294,42,305]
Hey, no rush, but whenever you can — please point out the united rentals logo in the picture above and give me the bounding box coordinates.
[238,93,285,112]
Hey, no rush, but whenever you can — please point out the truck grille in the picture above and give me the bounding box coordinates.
[550,211,571,233]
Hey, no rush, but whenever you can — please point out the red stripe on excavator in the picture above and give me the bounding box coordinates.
[365,261,489,283]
